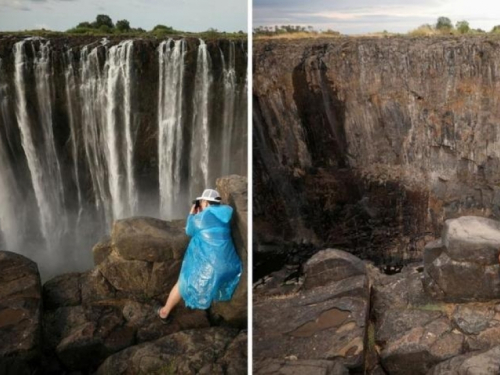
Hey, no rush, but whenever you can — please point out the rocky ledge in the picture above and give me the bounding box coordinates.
[254,215,500,374]
[0,175,247,375]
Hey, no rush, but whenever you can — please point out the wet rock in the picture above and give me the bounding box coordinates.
[254,358,348,375]
[254,251,369,371]
[303,248,366,289]
[0,251,42,374]
[427,345,500,374]
[423,216,500,301]
[211,175,248,327]
[95,327,240,375]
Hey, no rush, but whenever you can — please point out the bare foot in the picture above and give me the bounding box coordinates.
[159,306,168,319]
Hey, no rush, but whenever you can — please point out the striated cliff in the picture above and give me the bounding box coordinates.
[253,36,500,272]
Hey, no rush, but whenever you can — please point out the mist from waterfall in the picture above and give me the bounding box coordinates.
[0,37,247,279]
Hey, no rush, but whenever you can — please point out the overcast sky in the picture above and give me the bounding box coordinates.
[0,0,247,32]
[254,0,500,34]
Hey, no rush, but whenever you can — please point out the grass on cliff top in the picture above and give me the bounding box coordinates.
[254,29,500,40]
[0,29,247,41]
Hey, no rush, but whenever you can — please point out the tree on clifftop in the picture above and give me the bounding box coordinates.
[116,19,131,32]
[436,17,453,31]
[93,14,114,29]
[456,20,470,34]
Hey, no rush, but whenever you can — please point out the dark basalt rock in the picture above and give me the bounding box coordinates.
[95,327,243,375]
[423,216,500,301]
[253,36,500,270]
[0,251,42,375]
[254,249,369,371]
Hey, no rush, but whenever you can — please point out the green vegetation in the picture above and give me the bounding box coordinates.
[0,14,246,39]
[410,16,492,36]
[253,25,341,39]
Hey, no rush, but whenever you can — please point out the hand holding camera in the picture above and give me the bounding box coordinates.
[190,200,201,214]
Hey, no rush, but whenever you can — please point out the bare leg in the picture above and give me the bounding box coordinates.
[159,281,182,319]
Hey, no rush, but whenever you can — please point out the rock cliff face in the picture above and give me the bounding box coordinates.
[253,36,500,270]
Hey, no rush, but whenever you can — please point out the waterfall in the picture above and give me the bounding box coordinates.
[80,44,112,225]
[190,39,212,198]
[104,40,137,219]
[0,36,246,278]
[13,39,66,251]
[64,49,83,223]
[158,39,186,219]
[0,59,22,251]
[78,40,138,225]
[220,41,237,176]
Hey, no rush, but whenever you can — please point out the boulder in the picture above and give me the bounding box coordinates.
[43,272,81,310]
[254,250,369,371]
[111,217,188,262]
[254,358,348,375]
[0,251,42,374]
[211,175,248,327]
[373,265,467,375]
[427,345,500,374]
[303,249,366,290]
[253,265,302,298]
[95,327,241,375]
[96,217,188,301]
[43,298,210,371]
[423,216,500,301]
[92,236,112,266]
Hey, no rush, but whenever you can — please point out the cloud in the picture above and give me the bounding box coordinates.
[254,0,500,33]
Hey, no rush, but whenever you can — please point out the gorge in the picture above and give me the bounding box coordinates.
[253,35,500,275]
[0,35,247,279]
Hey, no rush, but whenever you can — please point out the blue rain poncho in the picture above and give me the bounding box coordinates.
[178,204,242,309]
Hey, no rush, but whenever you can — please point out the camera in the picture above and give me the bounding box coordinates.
[192,199,200,209]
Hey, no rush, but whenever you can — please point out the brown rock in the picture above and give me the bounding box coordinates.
[254,358,349,375]
[423,216,500,302]
[111,217,188,262]
[303,248,366,289]
[92,236,112,266]
[254,274,369,371]
[43,272,81,310]
[212,175,248,327]
[95,327,240,375]
[0,251,42,373]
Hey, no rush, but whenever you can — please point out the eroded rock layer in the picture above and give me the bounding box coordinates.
[254,36,500,269]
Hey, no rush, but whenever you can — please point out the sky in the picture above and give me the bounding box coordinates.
[0,0,247,32]
[254,0,500,34]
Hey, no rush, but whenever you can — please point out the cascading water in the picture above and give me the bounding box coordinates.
[13,39,66,252]
[0,36,246,279]
[0,58,22,251]
[190,39,212,199]
[104,40,137,219]
[158,39,186,219]
[220,41,237,176]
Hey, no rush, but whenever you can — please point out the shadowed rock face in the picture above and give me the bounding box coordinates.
[253,36,500,271]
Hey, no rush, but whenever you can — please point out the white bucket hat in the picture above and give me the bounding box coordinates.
[196,189,222,202]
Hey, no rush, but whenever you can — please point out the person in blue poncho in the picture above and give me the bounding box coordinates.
[156,189,242,322]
